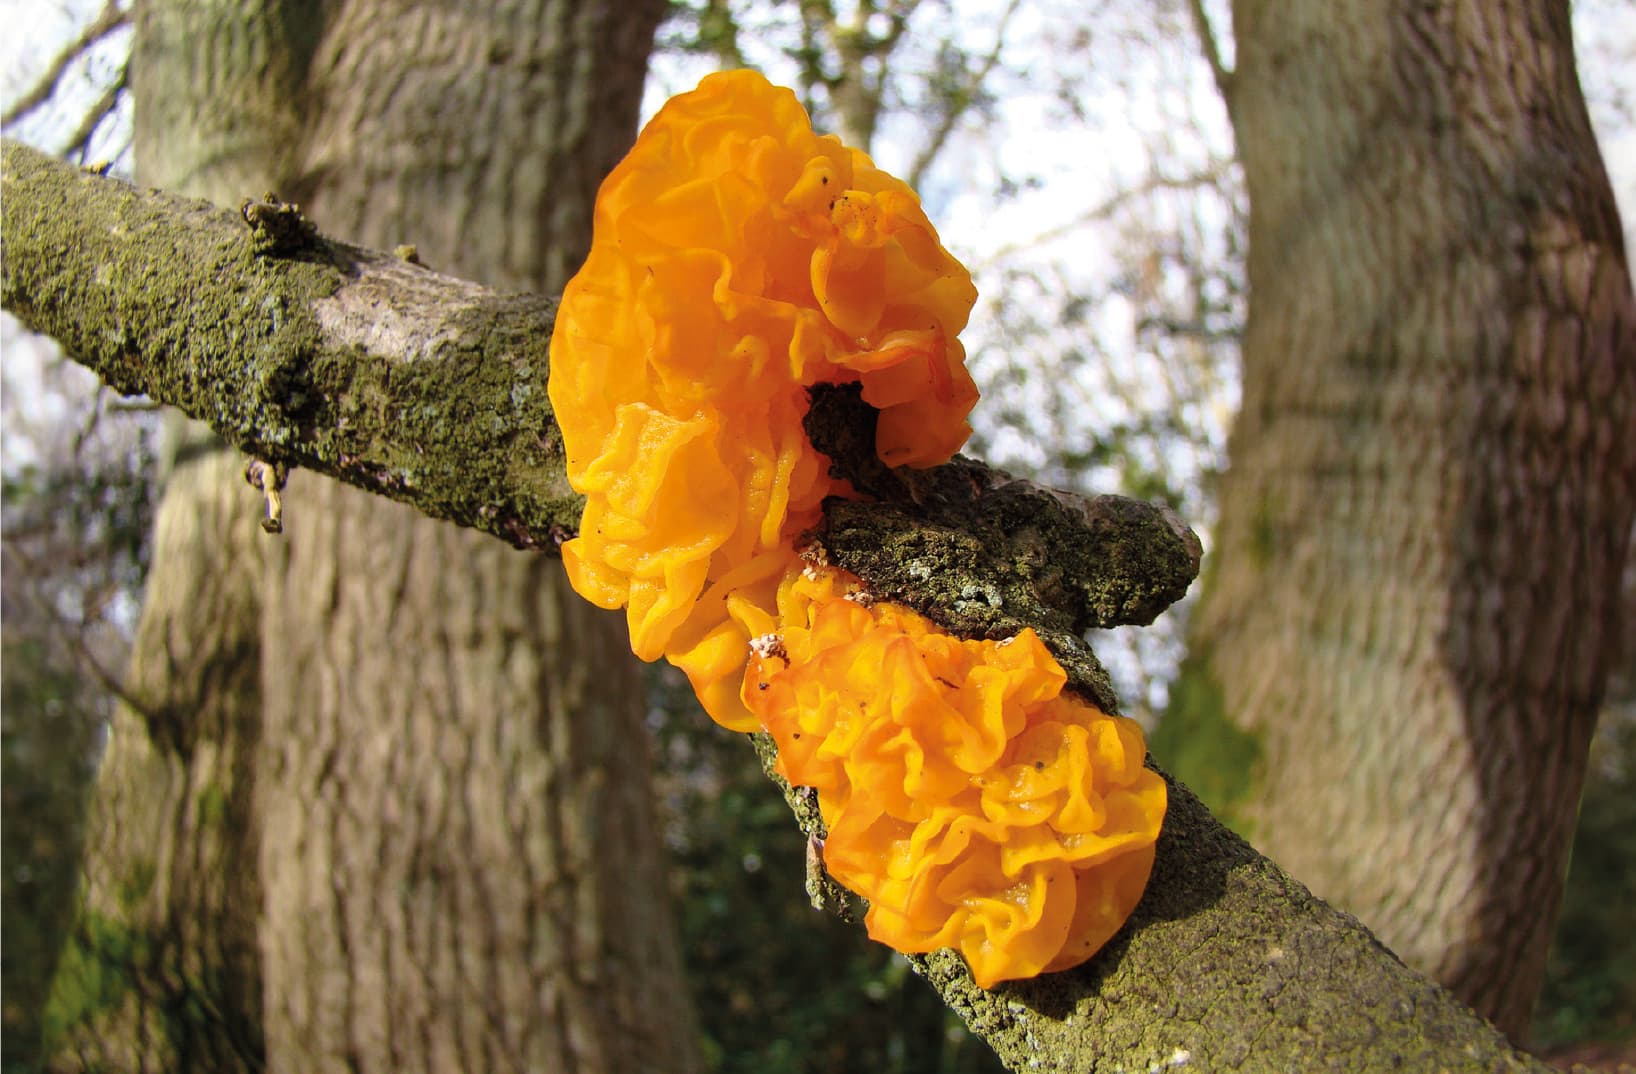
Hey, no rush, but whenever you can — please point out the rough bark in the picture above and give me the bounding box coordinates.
[251,2,693,1064]
[1168,0,1636,1039]
[0,145,576,547]
[39,6,312,1065]
[4,139,1560,1073]
[32,0,697,1070]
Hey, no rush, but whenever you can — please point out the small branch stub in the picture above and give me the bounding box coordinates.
[244,458,289,534]
[240,192,319,257]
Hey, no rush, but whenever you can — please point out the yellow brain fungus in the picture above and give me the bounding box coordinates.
[742,567,1166,988]
[548,67,979,729]
[550,68,1165,986]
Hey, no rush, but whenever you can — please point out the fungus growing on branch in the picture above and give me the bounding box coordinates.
[743,566,1166,988]
[548,68,1167,987]
[548,67,978,730]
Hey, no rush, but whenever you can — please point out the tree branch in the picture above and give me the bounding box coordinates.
[905,0,1021,192]
[0,0,130,129]
[1186,0,1235,115]
[2,538,161,723]
[60,60,128,164]
[2,139,580,550]
[0,136,1550,1072]
[970,161,1232,272]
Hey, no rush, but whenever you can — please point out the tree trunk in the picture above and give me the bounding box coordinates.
[44,448,270,1071]
[1170,0,1636,1039]
[48,2,696,1071]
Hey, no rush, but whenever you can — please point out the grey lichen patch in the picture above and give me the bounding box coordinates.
[817,501,1123,713]
[803,381,1200,712]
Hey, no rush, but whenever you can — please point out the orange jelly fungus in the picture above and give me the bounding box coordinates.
[548,67,979,728]
[743,568,1167,989]
[550,69,1166,985]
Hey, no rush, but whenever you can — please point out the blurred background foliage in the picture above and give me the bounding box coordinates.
[3,357,154,1073]
[3,0,1632,1070]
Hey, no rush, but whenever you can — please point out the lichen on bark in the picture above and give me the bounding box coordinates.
[1,140,584,549]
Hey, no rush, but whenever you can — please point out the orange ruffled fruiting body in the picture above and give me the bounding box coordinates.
[743,568,1167,989]
[550,69,1166,986]
[548,69,979,730]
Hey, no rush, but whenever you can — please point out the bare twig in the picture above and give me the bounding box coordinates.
[1186,0,1235,114]
[971,161,1230,272]
[905,0,1021,192]
[71,386,110,466]
[3,539,159,722]
[62,62,129,164]
[1,0,130,128]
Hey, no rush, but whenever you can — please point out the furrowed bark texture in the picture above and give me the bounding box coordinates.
[255,2,692,1066]
[37,2,696,1072]
[41,7,311,1067]
[43,451,271,1071]
[1172,0,1636,1039]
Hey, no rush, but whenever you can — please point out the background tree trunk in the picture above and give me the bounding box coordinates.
[1166,0,1636,1040]
[44,448,271,1071]
[48,2,698,1071]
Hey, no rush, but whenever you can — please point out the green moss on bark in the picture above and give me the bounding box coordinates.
[41,911,150,1051]
[1152,653,1265,838]
[2,141,583,551]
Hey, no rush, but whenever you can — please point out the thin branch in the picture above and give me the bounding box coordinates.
[1,0,130,128]
[971,161,1231,272]
[1186,0,1235,114]
[3,540,159,722]
[905,0,1021,192]
[62,61,129,163]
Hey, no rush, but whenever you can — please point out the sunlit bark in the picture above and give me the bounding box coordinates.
[1178,0,1636,1039]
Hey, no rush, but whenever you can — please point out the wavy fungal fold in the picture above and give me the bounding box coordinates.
[549,66,978,723]
[745,567,1166,987]
[548,69,1163,987]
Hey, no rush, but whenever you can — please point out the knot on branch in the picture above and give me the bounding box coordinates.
[240,193,319,257]
[804,382,1202,709]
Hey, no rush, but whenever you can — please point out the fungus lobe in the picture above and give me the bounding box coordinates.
[549,67,978,730]
[549,68,1165,989]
